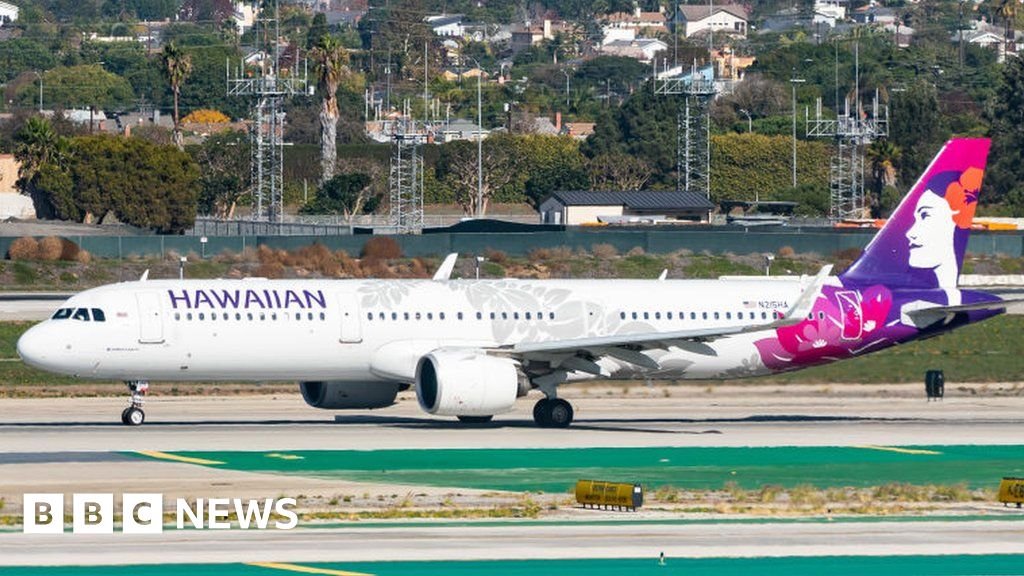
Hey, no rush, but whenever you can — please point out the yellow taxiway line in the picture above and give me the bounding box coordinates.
[853,445,942,455]
[135,450,224,465]
[247,561,373,576]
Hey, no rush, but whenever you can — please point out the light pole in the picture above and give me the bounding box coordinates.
[475,64,483,217]
[739,108,752,133]
[790,68,805,188]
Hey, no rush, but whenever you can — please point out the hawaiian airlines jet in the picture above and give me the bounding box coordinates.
[17,139,1009,428]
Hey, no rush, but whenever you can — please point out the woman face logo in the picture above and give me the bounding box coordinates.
[905,189,957,270]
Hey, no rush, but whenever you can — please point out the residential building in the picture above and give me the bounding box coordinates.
[813,0,846,27]
[563,122,595,140]
[0,1,18,26]
[600,38,668,62]
[852,5,896,25]
[426,14,465,37]
[511,19,571,52]
[602,6,667,44]
[0,154,34,219]
[676,4,748,38]
[954,20,1021,60]
[234,1,256,34]
[539,191,715,225]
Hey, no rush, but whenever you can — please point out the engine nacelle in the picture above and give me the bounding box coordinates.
[299,381,401,410]
[415,350,521,417]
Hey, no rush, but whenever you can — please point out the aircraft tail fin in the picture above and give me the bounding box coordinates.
[839,138,991,289]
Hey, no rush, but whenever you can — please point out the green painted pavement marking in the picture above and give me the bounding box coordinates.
[129,445,1024,492]
[5,556,1024,576]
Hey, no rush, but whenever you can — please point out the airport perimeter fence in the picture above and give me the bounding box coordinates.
[2,227,1024,260]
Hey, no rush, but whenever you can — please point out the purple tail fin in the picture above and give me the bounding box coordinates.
[840,138,991,289]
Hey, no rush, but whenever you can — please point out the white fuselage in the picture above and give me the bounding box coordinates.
[17,277,808,383]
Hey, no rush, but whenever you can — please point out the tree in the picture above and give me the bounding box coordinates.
[866,139,901,217]
[587,152,652,191]
[987,55,1024,214]
[310,36,350,183]
[889,81,948,188]
[23,65,135,111]
[161,43,193,149]
[437,136,519,216]
[307,12,329,49]
[191,130,251,219]
[14,117,71,218]
[300,173,376,221]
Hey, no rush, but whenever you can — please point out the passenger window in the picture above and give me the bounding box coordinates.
[415,312,422,320]
[501,312,508,320]
[198,313,205,321]
[52,308,73,320]
[655,312,661,320]
[91,309,106,322]
[174,312,181,321]
[367,312,373,320]
[476,312,482,320]
[319,312,326,320]
[490,312,496,320]
[762,312,767,320]
[211,312,218,320]
[247,313,254,321]
[549,312,554,320]
[726,312,732,320]
[714,312,720,320]
[526,312,532,320]
[513,312,519,320]
[404,312,410,320]
[392,312,398,320]
[702,312,708,320]
[667,312,673,320]
[272,313,277,321]
[440,312,446,320]
[631,312,638,320]
[690,312,696,320]
[457,312,463,320]
[427,312,433,320]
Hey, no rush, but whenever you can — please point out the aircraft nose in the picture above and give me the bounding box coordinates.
[17,324,50,369]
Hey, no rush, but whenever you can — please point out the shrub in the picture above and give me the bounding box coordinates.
[37,237,63,261]
[626,246,645,257]
[59,238,81,261]
[8,237,38,260]
[590,243,618,259]
[776,245,795,258]
[361,236,402,260]
[75,250,92,264]
[484,249,508,264]
[528,248,552,261]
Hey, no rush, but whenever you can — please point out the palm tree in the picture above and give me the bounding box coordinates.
[13,116,70,218]
[995,0,1018,60]
[161,42,193,149]
[866,139,901,218]
[309,35,349,184]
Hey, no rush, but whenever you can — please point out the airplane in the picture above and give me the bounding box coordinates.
[16,138,1011,428]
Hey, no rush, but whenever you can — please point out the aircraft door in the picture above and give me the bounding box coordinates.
[337,293,362,343]
[136,292,165,344]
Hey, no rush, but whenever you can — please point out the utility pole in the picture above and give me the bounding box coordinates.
[562,68,570,108]
[739,108,751,133]
[790,68,805,188]
[32,71,42,112]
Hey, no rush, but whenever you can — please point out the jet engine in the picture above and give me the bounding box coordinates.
[299,381,402,410]
[415,350,523,417]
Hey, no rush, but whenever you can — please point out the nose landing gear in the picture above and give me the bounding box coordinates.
[121,381,148,426]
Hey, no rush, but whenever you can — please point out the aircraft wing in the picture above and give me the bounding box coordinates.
[497,265,832,367]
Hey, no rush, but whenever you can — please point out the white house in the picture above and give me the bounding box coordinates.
[234,2,256,34]
[813,0,845,27]
[676,4,748,38]
[0,0,19,26]
[601,26,636,46]
[600,38,668,62]
[426,14,465,37]
[539,191,714,225]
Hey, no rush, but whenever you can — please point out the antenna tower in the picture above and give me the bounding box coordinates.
[227,0,308,223]
[654,61,717,198]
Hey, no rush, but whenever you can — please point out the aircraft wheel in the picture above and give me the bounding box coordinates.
[533,398,552,427]
[120,407,131,425]
[124,407,145,426]
[546,399,574,428]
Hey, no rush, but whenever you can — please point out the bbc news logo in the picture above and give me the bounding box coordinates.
[23,494,298,534]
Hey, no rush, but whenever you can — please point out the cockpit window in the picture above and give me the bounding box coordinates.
[52,307,106,321]
[72,308,90,321]
[52,308,73,320]
[91,308,106,322]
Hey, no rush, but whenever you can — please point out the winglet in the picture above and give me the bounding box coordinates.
[432,253,458,281]
[779,265,832,326]
[140,269,149,282]
[658,269,668,281]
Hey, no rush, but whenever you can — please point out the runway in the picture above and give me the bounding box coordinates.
[1,387,1023,452]
[2,389,1024,569]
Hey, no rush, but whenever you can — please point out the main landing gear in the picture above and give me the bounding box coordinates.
[121,381,148,426]
[533,397,574,428]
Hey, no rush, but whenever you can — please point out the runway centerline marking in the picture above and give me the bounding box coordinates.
[135,450,224,465]
[853,445,942,455]
[246,561,373,576]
